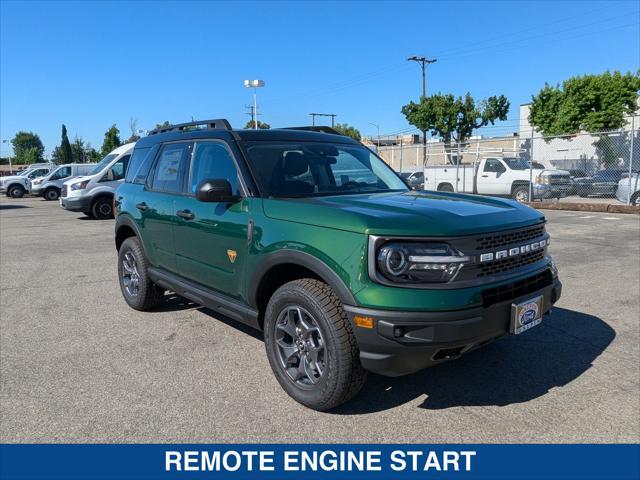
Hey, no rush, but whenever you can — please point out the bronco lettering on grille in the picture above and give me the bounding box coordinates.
[479,238,548,263]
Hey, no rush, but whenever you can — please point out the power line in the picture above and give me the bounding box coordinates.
[432,2,631,58]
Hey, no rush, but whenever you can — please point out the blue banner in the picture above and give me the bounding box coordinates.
[1,444,638,480]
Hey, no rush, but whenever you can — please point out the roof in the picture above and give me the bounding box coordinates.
[135,120,359,148]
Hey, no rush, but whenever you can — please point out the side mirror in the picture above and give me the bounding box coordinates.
[196,178,240,203]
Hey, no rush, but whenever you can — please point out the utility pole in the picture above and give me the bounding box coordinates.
[309,113,337,127]
[407,56,437,167]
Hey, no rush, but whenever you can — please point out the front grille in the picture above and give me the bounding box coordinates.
[548,176,570,185]
[481,269,553,308]
[475,224,545,251]
[61,185,67,198]
[478,250,546,277]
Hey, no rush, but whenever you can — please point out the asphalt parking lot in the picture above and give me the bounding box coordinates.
[1,195,638,443]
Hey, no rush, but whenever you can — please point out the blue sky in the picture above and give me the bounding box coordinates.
[1,0,639,157]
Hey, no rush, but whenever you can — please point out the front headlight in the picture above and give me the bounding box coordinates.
[376,242,470,283]
[70,180,90,190]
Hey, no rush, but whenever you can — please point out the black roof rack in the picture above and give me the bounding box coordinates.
[282,126,344,136]
[148,119,232,136]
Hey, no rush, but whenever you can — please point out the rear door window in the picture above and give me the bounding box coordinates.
[150,143,191,193]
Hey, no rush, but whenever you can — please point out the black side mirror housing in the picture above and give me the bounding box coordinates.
[196,179,240,203]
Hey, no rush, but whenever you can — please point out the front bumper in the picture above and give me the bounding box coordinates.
[345,273,562,377]
[30,185,44,196]
[533,183,570,199]
[60,195,92,212]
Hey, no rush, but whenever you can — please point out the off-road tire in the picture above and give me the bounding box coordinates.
[512,185,530,202]
[264,278,367,411]
[8,185,25,198]
[44,188,60,201]
[92,197,113,219]
[117,237,165,311]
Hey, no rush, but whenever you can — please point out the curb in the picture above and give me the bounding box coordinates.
[525,201,640,215]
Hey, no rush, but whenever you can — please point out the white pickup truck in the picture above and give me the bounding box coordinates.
[422,157,571,202]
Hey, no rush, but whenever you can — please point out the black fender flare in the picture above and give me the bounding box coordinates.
[248,249,357,308]
[114,214,144,251]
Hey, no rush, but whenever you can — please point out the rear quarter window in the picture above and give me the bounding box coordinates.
[125,145,158,184]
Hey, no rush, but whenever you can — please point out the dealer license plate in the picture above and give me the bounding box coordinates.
[510,295,543,334]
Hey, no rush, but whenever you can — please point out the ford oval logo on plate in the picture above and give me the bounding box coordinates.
[511,296,543,334]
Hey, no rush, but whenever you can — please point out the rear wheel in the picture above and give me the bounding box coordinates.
[92,197,113,219]
[8,185,25,198]
[264,278,367,411]
[44,188,60,201]
[512,185,530,202]
[631,192,640,207]
[117,237,165,310]
[437,183,454,192]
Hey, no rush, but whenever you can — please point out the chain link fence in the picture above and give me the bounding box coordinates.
[375,128,640,205]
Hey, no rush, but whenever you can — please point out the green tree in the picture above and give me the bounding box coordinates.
[10,131,44,164]
[155,121,171,130]
[401,93,509,163]
[101,124,122,156]
[56,124,73,164]
[244,120,270,129]
[71,137,87,163]
[85,146,101,163]
[333,123,361,140]
[529,71,640,136]
[22,147,42,165]
[529,71,640,168]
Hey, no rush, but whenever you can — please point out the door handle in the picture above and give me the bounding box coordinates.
[135,202,148,211]
[176,209,195,220]
[481,175,489,178]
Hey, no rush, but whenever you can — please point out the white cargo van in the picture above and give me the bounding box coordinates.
[60,143,134,219]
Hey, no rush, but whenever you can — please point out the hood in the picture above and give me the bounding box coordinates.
[1,175,28,183]
[63,175,94,186]
[541,169,570,176]
[262,191,544,236]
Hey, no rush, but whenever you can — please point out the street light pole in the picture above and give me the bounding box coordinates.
[368,122,380,149]
[244,79,265,129]
[407,56,437,167]
[1,140,12,173]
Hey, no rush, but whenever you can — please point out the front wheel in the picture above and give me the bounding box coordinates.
[8,185,25,198]
[44,188,60,201]
[92,197,113,219]
[264,279,367,411]
[512,185,530,202]
[117,237,165,310]
[631,192,640,207]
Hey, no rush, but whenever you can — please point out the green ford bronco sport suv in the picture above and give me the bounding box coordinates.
[114,119,562,411]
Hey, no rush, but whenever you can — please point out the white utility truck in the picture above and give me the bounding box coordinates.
[422,157,571,202]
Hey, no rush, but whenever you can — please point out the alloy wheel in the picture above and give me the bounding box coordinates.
[121,251,141,297]
[275,305,326,388]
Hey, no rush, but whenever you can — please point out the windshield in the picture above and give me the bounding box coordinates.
[502,158,532,170]
[18,168,34,177]
[244,142,408,198]
[89,154,117,175]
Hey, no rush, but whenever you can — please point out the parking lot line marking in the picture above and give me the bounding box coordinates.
[603,217,621,220]
[579,215,595,219]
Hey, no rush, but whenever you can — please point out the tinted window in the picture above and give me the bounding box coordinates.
[189,142,239,194]
[49,166,71,180]
[151,144,191,192]
[125,147,157,184]
[484,159,504,172]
